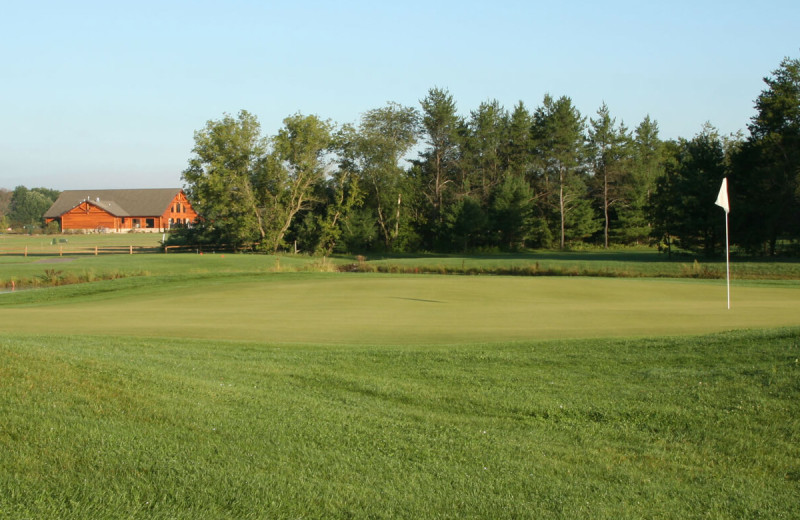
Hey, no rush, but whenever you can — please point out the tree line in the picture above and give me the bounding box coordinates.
[175,56,799,257]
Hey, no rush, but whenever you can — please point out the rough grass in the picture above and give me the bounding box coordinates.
[0,252,320,290]
[350,251,800,280]
[1,328,798,518]
[3,236,800,293]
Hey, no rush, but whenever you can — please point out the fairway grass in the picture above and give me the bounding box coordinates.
[1,329,798,518]
[0,273,798,344]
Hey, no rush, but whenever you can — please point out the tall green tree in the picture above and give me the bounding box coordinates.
[461,99,508,201]
[587,103,631,248]
[731,56,800,254]
[182,110,269,248]
[8,186,59,228]
[502,101,533,180]
[312,164,363,254]
[532,95,596,248]
[268,113,335,252]
[418,87,461,243]
[181,111,333,252]
[338,102,419,251]
[618,115,663,244]
[650,125,728,256]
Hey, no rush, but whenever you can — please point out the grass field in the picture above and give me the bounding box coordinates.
[1,237,799,518]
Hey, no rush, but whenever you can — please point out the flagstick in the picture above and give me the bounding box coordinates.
[724,211,730,310]
[716,178,731,310]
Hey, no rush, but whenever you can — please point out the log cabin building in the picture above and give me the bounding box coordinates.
[44,188,198,233]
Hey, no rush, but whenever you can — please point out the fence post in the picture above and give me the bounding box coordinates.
[130,245,133,255]
[95,246,98,256]
[59,246,62,257]
[25,246,28,257]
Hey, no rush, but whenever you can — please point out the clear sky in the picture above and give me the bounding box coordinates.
[1,0,798,190]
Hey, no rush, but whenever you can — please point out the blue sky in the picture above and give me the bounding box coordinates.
[1,0,798,190]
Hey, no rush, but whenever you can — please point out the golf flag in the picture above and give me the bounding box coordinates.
[716,177,731,309]
[715,178,729,213]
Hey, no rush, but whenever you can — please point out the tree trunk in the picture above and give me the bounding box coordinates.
[603,169,609,249]
[393,192,402,241]
[559,167,566,249]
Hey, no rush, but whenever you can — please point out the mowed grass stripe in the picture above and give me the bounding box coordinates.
[0,274,798,344]
[1,329,799,518]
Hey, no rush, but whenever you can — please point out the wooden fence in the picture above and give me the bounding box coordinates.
[0,245,163,257]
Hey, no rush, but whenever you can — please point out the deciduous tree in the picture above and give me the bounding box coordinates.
[182,110,269,248]
[338,102,419,250]
[8,186,59,229]
[268,113,335,252]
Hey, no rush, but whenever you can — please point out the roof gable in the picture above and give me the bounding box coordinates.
[45,189,185,218]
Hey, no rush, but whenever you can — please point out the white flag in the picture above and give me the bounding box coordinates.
[715,178,729,213]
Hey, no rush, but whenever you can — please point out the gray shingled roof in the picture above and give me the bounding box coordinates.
[44,188,185,218]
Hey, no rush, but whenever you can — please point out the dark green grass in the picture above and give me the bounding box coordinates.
[2,329,799,518]
[359,250,800,279]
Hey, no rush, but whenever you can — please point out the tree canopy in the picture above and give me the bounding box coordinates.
[171,56,800,256]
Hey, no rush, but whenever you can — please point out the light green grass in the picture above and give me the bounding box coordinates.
[0,231,163,250]
[1,329,799,518]
[0,273,798,344]
[0,252,323,289]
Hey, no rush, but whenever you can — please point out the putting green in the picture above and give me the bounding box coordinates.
[1,274,798,344]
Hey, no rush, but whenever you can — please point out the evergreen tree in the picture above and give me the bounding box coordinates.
[487,173,534,250]
[587,103,630,248]
[461,99,508,202]
[443,195,487,252]
[531,95,596,248]
[502,101,533,180]
[417,87,462,246]
[650,125,728,256]
[619,115,663,244]
[731,56,800,254]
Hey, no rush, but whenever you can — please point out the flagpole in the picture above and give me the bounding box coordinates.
[715,178,731,310]
[724,210,730,310]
